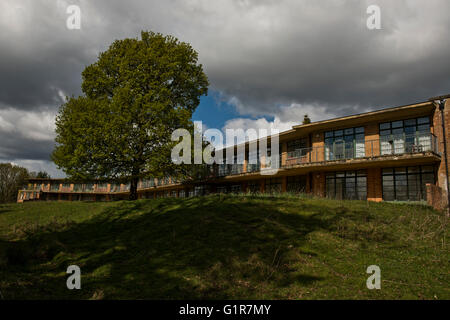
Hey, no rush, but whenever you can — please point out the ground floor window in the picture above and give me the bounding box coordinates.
[216,186,228,193]
[287,175,307,193]
[265,178,282,193]
[194,185,209,196]
[382,166,435,201]
[247,181,260,193]
[326,170,367,200]
[231,185,241,193]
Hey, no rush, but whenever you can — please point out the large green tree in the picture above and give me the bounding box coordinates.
[0,163,29,204]
[52,31,209,200]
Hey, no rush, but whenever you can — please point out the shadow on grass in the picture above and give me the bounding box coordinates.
[1,195,355,299]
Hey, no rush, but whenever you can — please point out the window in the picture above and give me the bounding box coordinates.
[265,178,282,193]
[287,176,307,193]
[110,183,121,192]
[231,185,242,193]
[326,171,367,200]
[141,179,155,188]
[382,166,434,201]
[50,183,60,191]
[379,117,431,155]
[287,138,308,158]
[247,181,260,193]
[179,190,186,198]
[216,186,228,194]
[247,148,261,173]
[325,127,365,160]
[96,183,108,191]
[194,185,208,196]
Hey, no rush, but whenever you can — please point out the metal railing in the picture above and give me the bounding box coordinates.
[284,133,439,166]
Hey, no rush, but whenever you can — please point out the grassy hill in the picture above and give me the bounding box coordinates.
[0,194,448,300]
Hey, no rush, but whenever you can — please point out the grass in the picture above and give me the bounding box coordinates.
[0,194,448,300]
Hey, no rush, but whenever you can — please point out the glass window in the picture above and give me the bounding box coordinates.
[382,166,435,201]
[417,117,429,124]
[344,128,354,135]
[392,121,403,128]
[326,171,367,200]
[404,119,416,126]
[379,117,432,155]
[324,127,365,160]
[287,176,307,193]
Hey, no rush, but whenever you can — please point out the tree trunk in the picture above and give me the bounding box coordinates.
[129,176,139,200]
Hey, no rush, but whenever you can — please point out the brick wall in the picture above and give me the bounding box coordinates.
[426,183,448,211]
[312,172,325,197]
[367,167,383,202]
[433,100,450,193]
[365,123,380,157]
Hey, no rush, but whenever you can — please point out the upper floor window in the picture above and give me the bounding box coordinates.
[325,127,365,160]
[287,138,308,158]
[379,117,431,155]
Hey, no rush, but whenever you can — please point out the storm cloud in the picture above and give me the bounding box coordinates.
[1,0,449,176]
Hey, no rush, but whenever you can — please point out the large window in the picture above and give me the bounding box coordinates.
[326,171,367,200]
[265,178,282,193]
[325,127,365,160]
[379,117,431,155]
[247,148,261,173]
[247,181,260,193]
[141,179,155,188]
[231,185,242,193]
[287,138,308,159]
[382,166,435,201]
[287,176,307,193]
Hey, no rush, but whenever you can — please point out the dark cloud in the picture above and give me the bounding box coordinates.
[0,0,449,174]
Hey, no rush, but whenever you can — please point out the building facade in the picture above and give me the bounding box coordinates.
[17,98,450,210]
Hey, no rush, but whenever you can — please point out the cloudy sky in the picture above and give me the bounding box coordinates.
[1,0,449,177]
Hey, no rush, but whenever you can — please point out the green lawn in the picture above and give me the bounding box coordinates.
[0,194,448,299]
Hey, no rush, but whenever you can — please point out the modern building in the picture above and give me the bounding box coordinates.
[18,96,450,210]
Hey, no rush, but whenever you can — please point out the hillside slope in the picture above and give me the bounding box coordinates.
[0,195,448,299]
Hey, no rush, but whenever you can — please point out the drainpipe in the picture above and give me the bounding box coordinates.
[438,99,450,208]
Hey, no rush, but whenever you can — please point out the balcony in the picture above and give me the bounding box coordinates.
[284,133,439,167]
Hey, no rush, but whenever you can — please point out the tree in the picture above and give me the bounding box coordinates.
[0,163,29,204]
[303,114,311,124]
[29,171,51,179]
[52,31,209,200]
[36,171,51,179]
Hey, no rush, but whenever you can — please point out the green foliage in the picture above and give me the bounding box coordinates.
[0,196,448,299]
[52,31,209,199]
[30,171,51,179]
[0,163,29,204]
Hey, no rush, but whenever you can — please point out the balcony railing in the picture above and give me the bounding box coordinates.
[284,133,439,167]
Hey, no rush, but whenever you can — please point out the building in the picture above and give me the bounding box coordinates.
[17,96,450,210]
